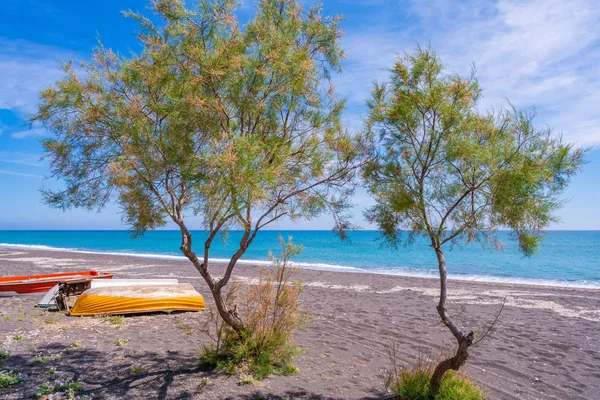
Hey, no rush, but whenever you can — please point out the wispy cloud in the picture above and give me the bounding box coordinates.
[10,128,47,139]
[335,0,600,146]
[0,151,44,168]
[0,38,74,115]
[0,169,42,179]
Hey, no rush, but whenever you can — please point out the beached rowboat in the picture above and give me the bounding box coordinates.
[69,283,205,316]
[0,271,113,294]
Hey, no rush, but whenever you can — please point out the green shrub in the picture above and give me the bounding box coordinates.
[199,377,212,387]
[102,315,125,328]
[0,348,9,362]
[238,374,255,386]
[198,325,301,380]
[391,365,432,400]
[389,366,484,400]
[34,355,50,364]
[437,371,484,400]
[0,370,25,388]
[198,236,307,380]
[35,378,84,397]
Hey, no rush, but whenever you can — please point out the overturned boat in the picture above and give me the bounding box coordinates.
[38,279,179,308]
[69,283,205,316]
[0,271,113,295]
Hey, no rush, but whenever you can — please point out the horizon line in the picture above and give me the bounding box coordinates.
[0,229,599,232]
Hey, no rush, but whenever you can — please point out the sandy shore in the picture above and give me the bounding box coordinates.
[0,247,599,399]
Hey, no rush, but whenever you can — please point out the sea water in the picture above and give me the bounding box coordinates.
[0,230,599,288]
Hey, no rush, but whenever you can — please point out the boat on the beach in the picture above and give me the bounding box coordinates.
[0,271,113,295]
[38,278,180,308]
[69,283,205,316]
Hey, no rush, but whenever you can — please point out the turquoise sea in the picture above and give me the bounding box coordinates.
[1,230,599,288]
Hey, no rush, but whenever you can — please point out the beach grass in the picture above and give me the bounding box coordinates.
[198,328,301,380]
[35,379,84,397]
[0,348,8,362]
[0,370,25,388]
[102,315,126,328]
[389,366,484,400]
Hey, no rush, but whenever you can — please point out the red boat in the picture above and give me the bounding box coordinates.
[0,271,113,294]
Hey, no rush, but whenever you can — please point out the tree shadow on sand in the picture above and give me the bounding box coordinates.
[236,390,396,400]
[3,342,223,399]
[2,342,393,400]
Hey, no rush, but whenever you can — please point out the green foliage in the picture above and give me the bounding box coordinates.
[364,46,584,254]
[0,348,8,362]
[34,355,50,364]
[35,379,84,398]
[115,338,129,347]
[199,377,212,387]
[131,365,148,374]
[238,375,255,386]
[34,0,362,239]
[12,334,23,341]
[389,367,484,400]
[437,372,485,400]
[391,365,431,400]
[0,370,25,388]
[102,315,126,328]
[198,236,306,380]
[199,326,301,380]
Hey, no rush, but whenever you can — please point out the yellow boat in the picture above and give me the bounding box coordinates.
[69,283,205,316]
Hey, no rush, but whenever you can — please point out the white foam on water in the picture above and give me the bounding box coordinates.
[1,242,599,289]
[1,243,68,251]
[0,243,362,272]
[364,266,600,289]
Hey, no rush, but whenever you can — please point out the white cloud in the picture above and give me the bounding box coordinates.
[0,38,74,115]
[335,0,600,146]
[0,151,44,168]
[10,128,47,139]
[0,169,41,179]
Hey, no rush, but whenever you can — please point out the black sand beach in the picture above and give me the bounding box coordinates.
[1,247,599,399]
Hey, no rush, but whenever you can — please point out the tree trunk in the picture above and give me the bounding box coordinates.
[212,287,245,335]
[430,246,474,396]
[177,224,247,335]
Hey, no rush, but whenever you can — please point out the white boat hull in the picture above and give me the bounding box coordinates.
[38,279,179,308]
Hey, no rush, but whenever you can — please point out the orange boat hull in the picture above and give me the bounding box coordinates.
[69,284,205,316]
[0,271,113,294]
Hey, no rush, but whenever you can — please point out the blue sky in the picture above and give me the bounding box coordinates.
[0,0,599,230]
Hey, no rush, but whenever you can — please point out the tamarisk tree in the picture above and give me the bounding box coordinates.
[364,47,584,394]
[34,0,363,334]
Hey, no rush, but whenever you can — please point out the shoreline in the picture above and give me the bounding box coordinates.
[1,247,599,399]
[1,242,599,290]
